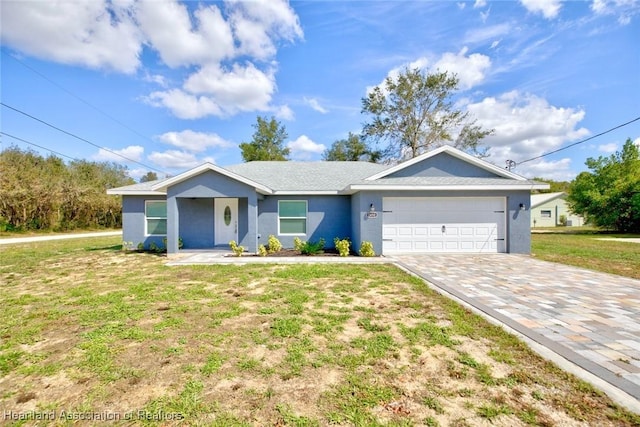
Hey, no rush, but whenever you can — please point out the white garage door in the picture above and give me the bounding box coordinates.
[382,197,506,254]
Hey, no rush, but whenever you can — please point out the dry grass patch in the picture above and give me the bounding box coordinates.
[1,237,639,426]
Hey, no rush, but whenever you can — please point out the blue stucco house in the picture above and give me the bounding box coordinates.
[107,145,548,255]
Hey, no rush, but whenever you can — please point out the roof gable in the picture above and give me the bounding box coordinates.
[151,163,272,194]
[365,145,526,181]
[531,192,567,208]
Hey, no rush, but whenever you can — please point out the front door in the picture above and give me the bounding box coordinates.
[214,198,238,246]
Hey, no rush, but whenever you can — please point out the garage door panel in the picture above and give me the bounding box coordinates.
[383,197,506,254]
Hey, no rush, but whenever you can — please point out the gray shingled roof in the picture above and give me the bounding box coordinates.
[107,179,167,193]
[350,177,542,187]
[225,161,386,191]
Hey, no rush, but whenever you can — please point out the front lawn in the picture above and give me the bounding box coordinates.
[1,237,638,426]
[532,231,640,279]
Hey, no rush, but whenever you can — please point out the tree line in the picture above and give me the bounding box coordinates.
[0,146,134,231]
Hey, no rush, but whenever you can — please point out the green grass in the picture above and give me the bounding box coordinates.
[1,236,639,426]
[532,231,640,279]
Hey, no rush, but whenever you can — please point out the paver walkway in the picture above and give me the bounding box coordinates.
[393,254,640,406]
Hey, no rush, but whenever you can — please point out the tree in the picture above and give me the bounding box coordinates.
[140,171,158,183]
[567,138,640,232]
[239,116,290,162]
[361,67,493,161]
[0,146,134,231]
[322,132,381,162]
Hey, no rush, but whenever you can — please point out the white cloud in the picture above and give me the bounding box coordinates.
[464,23,512,45]
[156,130,232,152]
[466,91,589,177]
[433,47,492,90]
[520,0,562,19]
[591,0,639,25]
[147,61,278,119]
[370,49,491,95]
[2,0,304,120]
[0,1,142,73]
[598,142,618,153]
[518,158,575,181]
[148,150,214,169]
[184,63,275,110]
[634,137,640,147]
[274,104,295,121]
[228,0,303,60]
[94,145,144,162]
[490,40,501,49]
[287,135,326,160]
[303,97,328,114]
[145,89,223,120]
[135,2,234,68]
[474,0,488,8]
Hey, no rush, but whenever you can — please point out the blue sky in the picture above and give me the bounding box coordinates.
[1,0,639,181]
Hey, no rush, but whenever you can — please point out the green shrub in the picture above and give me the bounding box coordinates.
[293,237,304,251]
[267,235,282,253]
[359,241,375,257]
[300,238,325,255]
[229,240,245,257]
[258,244,268,257]
[137,242,144,251]
[333,237,351,257]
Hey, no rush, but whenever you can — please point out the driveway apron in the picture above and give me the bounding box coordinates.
[393,254,640,403]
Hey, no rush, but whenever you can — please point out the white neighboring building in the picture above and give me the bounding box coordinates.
[531,192,585,227]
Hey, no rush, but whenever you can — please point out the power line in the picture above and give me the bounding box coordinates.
[0,102,167,174]
[1,131,79,162]
[516,115,640,166]
[1,49,159,147]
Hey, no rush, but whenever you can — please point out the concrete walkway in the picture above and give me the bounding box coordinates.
[393,254,640,412]
[0,230,121,245]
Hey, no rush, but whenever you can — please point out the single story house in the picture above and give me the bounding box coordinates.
[107,145,549,255]
[530,192,584,227]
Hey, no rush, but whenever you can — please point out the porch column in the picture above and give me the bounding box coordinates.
[166,195,179,254]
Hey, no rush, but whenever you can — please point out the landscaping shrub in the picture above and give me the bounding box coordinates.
[229,240,245,257]
[334,237,351,257]
[359,241,376,257]
[267,235,282,253]
[258,244,268,257]
[293,237,304,252]
[300,238,325,255]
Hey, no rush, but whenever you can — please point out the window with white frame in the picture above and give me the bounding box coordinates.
[145,201,167,235]
[540,210,552,218]
[278,200,307,235]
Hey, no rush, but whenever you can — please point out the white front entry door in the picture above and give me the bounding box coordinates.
[214,198,238,246]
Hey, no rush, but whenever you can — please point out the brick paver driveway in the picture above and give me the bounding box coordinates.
[392,254,640,404]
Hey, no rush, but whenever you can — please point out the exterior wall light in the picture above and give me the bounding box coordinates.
[369,203,375,213]
[519,203,526,211]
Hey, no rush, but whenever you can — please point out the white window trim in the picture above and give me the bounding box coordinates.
[145,200,167,236]
[278,200,307,236]
[540,210,552,218]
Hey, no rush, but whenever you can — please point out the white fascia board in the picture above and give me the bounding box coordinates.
[349,183,550,191]
[270,191,340,196]
[106,189,166,196]
[151,162,272,194]
[364,145,526,181]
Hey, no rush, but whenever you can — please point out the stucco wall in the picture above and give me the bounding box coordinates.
[122,195,167,250]
[257,195,351,249]
[177,198,214,248]
[388,153,497,178]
